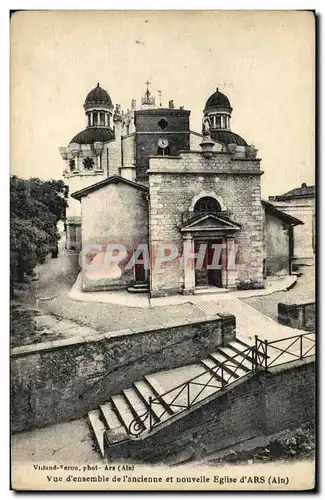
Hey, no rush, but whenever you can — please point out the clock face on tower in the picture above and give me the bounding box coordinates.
[158,138,169,149]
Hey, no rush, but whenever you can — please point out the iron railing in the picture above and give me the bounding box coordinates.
[128,332,315,439]
[255,332,315,371]
[128,345,256,438]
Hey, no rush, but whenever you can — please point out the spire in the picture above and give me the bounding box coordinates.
[141,80,156,108]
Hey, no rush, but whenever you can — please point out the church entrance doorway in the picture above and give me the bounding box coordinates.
[194,239,223,288]
[134,249,148,283]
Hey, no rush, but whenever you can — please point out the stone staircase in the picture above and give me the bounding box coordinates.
[87,337,252,457]
[127,281,149,294]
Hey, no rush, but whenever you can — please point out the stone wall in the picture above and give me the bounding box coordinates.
[80,181,148,291]
[11,315,235,432]
[105,358,315,463]
[134,109,191,178]
[108,125,122,176]
[122,134,136,167]
[270,197,315,264]
[148,152,264,296]
[278,301,315,331]
[264,212,290,275]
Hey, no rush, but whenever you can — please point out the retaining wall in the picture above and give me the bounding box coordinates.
[11,314,235,432]
[278,301,315,331]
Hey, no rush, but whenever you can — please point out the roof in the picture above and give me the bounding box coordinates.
[71,175,148,201]
[84,83,113,110]
[204,88,232,113]
[70,127,115,145]
[210,130,247,146]
[269,183,315,200]
[262,200,304,226]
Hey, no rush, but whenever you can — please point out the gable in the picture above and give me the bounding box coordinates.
[71,175,148,201]
[181,213,241,232]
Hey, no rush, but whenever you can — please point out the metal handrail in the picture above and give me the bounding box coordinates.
[266,332,315,346]
[256,332,315,371]
[127,333,315,439]
[128,345,255,438]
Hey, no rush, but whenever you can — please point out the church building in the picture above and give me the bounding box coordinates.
[59,83,302,297]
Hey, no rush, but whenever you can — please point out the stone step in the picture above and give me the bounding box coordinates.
[133,380,171,424]
[122,387,148,416]
[143,376,177,414]
[209,352,246,384]
[127,286,149,294]
[87,409,107,458]
[184,370,223,405]
[99,402,123,431]
[110,394,136,433]
[132,282,149,289]
[209,351,242,377]
[194,288,229,296]
[234,337,251,350]
[200,358,225,386]
[217,346,252,374]
[152,369,222,410]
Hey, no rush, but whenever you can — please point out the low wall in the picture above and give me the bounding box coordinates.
[278,301,315,331]
[11,314,235,433]
[105,358,315,463]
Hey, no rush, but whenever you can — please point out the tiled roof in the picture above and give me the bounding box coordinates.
[262,200,304,226]
[270,184,315,200]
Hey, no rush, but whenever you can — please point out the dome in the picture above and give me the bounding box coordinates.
[70,127,115,145]
[210,130,247,146]
[204,88,232,112]
[84,83,113,109]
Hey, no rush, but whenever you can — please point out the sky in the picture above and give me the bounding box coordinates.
[10,10,315,197]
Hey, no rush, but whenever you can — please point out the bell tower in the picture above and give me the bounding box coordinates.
[59,83,116,251]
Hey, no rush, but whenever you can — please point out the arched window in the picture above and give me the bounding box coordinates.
[194,197,221,213]
[157,145,171,156]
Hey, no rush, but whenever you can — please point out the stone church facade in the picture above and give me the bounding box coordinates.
[59,83,302,296]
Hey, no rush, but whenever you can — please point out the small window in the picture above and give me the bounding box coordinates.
[93,113,98,126]
[69,159,75,171]
[83,157,94,170]
[100,112,105,126]
[194,197,221,213]
[157,145,171,156]
[158,118,168,130]
[216,116,221,128]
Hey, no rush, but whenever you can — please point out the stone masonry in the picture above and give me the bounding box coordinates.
[148,151,264,297]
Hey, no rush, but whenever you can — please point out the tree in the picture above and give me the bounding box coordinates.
[27,178,69,222]
[10,176,68,292]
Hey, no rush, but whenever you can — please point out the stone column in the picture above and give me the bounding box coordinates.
[183,233,195,294]
[226,236,238,289]
[221,238,227,287]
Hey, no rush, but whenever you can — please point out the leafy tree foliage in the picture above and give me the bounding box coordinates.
[10,176,69,290]
[27,178,69,222]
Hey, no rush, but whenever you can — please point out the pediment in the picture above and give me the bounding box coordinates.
[181,214,240,232]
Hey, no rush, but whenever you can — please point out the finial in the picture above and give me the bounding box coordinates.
[216,87,219,92]
[97,82,100,87]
